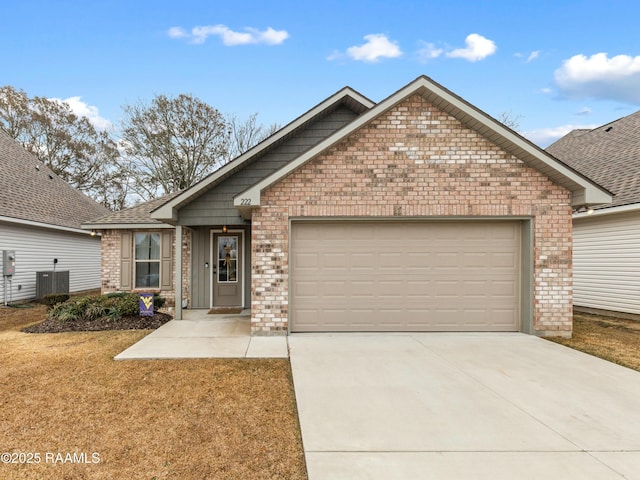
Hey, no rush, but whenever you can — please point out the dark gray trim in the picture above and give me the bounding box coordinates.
[520,219,534,335]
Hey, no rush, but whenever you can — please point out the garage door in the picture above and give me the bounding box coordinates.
[290,221,521,332]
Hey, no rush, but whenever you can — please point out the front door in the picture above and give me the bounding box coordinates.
[212,232,243,307]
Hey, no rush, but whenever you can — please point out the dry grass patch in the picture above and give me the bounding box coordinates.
[547,312,640,371]
[0,305,307,479]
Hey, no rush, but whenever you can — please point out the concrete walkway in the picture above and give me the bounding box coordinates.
[114,309,288,359]
[289,333,640,480]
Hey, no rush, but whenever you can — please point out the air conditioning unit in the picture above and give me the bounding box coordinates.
[36,271,70,299]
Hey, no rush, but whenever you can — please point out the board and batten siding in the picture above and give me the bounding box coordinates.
[190,227,210,308]
[0,222,102,302]
[189,226,252,308]
[178,105,360,226]
[573,210,640,315]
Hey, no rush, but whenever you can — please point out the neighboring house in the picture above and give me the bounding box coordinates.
[84,76,610,336]
[0,129,110,303]
[547,110,640,317]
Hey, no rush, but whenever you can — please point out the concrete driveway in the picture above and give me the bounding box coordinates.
[289,333,640,480]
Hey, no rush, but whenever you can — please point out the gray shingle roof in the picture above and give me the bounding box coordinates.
[84,191,180,226]
[546,110,640,209]
[0,129,110,230]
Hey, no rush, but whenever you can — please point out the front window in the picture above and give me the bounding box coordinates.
[135,233,160,288]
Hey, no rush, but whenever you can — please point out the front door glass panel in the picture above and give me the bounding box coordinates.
[218,236,238,283]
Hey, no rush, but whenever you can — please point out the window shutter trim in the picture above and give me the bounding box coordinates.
[161,230,173,289]
[120,231,132,291]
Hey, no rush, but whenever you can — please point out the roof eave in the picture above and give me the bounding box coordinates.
[574,201,640,219]
[81,222,174,230]
[1,215,94,235]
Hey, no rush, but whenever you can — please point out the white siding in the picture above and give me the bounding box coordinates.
[573,210,640,314]
[0,222,101,302]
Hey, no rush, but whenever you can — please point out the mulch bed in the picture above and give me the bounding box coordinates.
[21,312,173,334]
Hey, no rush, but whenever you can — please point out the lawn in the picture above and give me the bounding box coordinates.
[1,304,638,479]
[0,304,307,480]
[546,311,640,371]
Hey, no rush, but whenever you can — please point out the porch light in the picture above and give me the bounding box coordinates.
[222,225,228,233]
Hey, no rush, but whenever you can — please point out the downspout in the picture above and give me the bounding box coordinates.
[175,225,183,320]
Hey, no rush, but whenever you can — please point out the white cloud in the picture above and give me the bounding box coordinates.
[522,123,599,147]
[168,24,289,46]
[337,34,402,62]
[167,26,188,39]
[51,96,112,130]
[541,87,553,94]
[417,41,443,62]
[554,52,640,103]
[446,33,496,62]
[527,50,540,62]
[574,107,592,116]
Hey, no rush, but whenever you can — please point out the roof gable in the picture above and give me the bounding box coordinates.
[547,110,640,209]
[0,129,110,231]
[234,75,612,217]
[150,86,374,223]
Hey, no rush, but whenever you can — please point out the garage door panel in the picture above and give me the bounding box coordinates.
[434,252,460,267]
[322,253,348,270]
[293,253,319,269]
[291,221,521,332]
[405,280,433,296]
[406,252,433,267]
[491,309,519,326]
[492,280,518,297]
[492,252,518,268]
[351,281,376,296]
[461,280,487,297]
[295,281,319,297]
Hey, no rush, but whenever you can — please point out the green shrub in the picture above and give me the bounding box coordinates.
[47,292,161,322]
[153,294,166,309]
[41,293,70,307]
[117,293,142,316]
[105,292,128,299]
[48,296,89,322]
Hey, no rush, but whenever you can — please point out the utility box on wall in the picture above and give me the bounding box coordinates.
[36,271,70,299]
[3,250,15,276]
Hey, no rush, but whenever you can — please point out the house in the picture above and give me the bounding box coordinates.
[547,110,640,317]
[84,76,610,336]
[0,129,110,303]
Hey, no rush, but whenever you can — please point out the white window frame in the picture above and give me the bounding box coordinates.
[134,232,161,289]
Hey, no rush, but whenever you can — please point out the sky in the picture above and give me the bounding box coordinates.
[1,0,640,147]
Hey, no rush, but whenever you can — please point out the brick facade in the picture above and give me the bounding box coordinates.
[252,94,573,335]
[100,229,121,294]
[100,228,191,310]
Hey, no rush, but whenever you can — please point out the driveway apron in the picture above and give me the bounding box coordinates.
[289,333,640,480]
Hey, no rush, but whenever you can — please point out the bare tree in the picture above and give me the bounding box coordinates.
[119,94,230,200]
[497,110,524,130]
[225,112,280,161]
[0,85,124,209]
